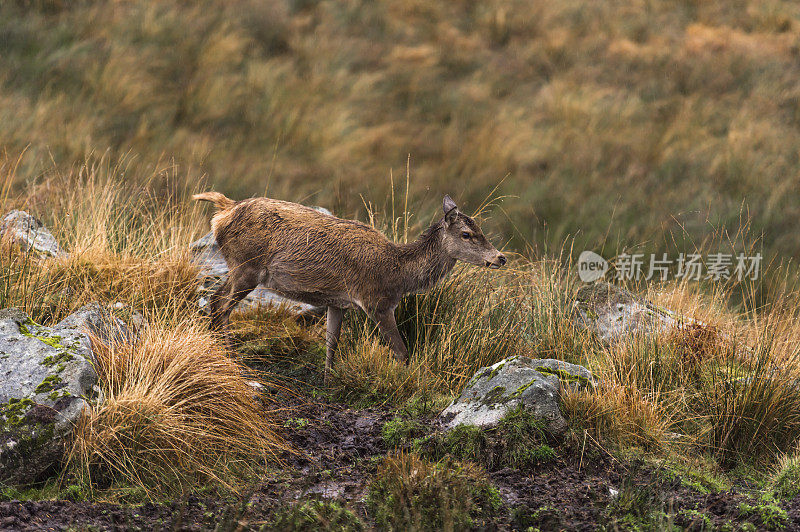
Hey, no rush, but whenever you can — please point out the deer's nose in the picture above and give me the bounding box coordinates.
[497,254,507,266]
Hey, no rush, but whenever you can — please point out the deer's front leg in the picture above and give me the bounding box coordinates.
[325,306,344,384]
[375,309,409,364]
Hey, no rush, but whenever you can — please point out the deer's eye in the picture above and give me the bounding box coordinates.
[461,232,471,240]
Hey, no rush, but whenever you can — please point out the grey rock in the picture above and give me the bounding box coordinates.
[190,206,331,315]
[440,356,594,435]
[0,210,66,259]
[55,302,135,349]
[0,309,99,485]
[572,282,680,344]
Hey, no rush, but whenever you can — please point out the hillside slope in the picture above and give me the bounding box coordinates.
[2,0,800,257]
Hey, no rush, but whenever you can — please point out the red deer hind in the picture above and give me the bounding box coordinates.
[194,192,506,382]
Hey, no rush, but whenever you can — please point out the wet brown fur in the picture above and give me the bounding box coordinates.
[193,192,505,380]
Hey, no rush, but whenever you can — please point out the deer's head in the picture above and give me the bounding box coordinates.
[440,195,506,269]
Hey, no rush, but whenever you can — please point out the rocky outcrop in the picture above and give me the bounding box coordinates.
[0,211,66,259]
[190,206,332,315]
[440,356,594,435]
[0,309,100,485]
[572,282,682,345]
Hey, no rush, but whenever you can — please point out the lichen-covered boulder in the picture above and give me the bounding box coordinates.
[190,205,332,316]
[0,210,66,259]
[440,356,594,435]
[0,309,99,485]
[572,282,680,345]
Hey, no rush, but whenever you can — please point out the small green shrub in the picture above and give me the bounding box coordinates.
[268,499,364,532]
[770,450,800,501]
[511,505,565,530]
[738,500,788,531]
[381,416,427,448]
[366,452,501,532]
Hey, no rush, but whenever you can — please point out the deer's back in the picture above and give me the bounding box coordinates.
[214,198,399,307]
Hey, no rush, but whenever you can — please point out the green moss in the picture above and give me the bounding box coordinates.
[509,379,535,400]
[37,334,65,350]
[481,385,507,405]
[17,318,83,374]
[486,360,508,381]
[16,318,35,336]
[47,389,69,402]
[0,397,35,430]
[535,365,590,386]
[34,374,62,394]
[270,499,364,531]
[41,350,75,369]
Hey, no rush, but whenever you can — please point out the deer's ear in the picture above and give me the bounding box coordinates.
[443,195,459,224]
[443,195,457,213]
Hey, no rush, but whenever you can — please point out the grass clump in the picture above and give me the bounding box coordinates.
[69,319,286,497]
[268,499,364,532]
[0,160,205,326]
[366,452,501,532]
[769,448,800,501]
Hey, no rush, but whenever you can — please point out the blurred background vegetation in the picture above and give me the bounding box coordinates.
[2,0,800,262]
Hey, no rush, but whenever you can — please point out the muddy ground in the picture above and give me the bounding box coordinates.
[3,386,800,530]
[4,393,800,531]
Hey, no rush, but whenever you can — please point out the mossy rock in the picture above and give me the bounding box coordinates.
[440,356,593,435]
[0,308,99,486]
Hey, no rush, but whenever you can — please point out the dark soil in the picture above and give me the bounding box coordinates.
[3,393,800,531]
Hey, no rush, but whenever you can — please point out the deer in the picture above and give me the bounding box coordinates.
[193,192,507,382]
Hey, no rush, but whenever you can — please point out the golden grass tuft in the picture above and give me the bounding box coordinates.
[366,452,500,532]
[563,383,671,453]
[69,318,286,496]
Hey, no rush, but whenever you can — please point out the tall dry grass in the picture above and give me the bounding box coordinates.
[3,0,800,263]
[69,320,285,495]
[1,157,287,495]
[560,274,800,468]
[0,153,205,324]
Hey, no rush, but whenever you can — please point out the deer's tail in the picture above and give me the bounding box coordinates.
[193,191,236,212]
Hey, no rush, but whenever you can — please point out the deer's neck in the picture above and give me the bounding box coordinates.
[396,220,456,295]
